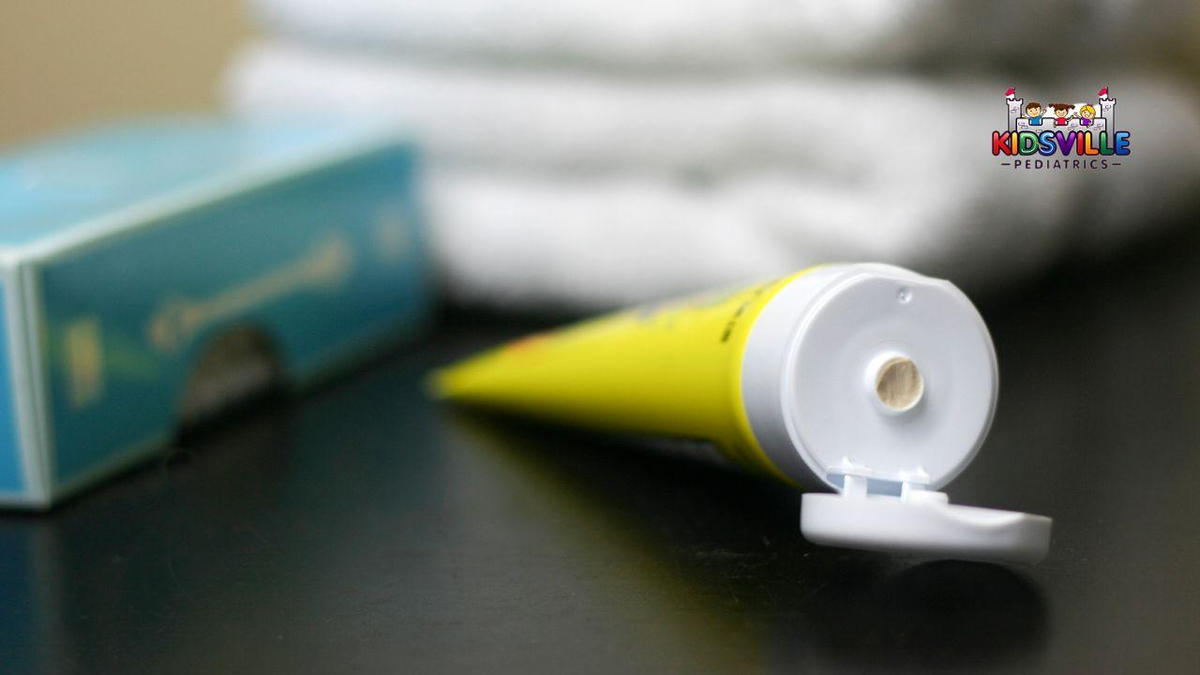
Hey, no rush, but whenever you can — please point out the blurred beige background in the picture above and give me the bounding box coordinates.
[0,1,250,145]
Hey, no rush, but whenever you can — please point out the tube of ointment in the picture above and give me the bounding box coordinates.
[432,264,1052,564]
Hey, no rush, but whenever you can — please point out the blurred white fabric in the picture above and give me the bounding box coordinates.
[228,5,1200,309]
[249,0,1189,72]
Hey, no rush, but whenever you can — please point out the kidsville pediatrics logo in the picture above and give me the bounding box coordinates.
[994,87,1131,170]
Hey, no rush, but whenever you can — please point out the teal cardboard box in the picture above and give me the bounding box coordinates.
[0,118,431,507]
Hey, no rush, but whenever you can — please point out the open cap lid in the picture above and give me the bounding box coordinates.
[780,265,1052,563]
[801,477,1052,564]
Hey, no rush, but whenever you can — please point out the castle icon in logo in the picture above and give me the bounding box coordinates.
[1005,87,1116,134]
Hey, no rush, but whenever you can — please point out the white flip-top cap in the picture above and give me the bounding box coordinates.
[802,479,1052,564]
[743,264,1052,563]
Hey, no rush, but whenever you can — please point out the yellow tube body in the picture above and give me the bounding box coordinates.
[432,271,814,482]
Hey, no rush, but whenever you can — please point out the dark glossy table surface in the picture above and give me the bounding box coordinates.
[3,232,1200,673]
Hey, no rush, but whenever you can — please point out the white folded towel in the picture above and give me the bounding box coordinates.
[248,0,1192,72]
[428,152,1194,309]
[228,41,1199,178]
[426,170,1071,309]
[226,40,1200,308]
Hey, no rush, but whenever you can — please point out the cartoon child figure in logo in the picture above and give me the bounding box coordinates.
[1024,101,1044,125]
[1077,104,1096,126]
[1050,103,1075,125]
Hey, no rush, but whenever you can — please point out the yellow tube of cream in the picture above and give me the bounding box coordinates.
[433,263,1053,563]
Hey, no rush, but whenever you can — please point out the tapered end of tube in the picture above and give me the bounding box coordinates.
[424,369,454,400]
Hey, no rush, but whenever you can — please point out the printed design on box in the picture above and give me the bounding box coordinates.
[64,317,104,410]
[372,207,414,263]
[993,86,1131,170]
[146,236,354,354]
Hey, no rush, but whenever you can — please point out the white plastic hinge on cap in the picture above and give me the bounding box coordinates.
[841,473,869,497]
[900,481,948,504]
[838,474,946,503]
